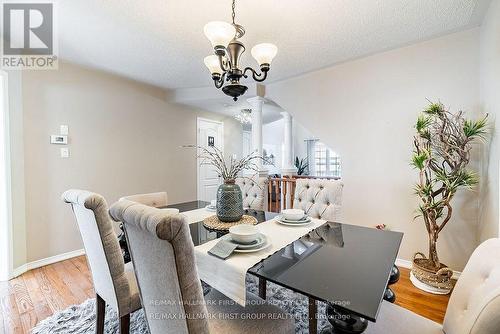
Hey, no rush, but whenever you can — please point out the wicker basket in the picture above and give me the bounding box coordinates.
[411,252,454,290]
[202,214,257,232]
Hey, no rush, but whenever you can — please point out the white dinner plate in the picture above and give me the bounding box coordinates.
[205,205,216,212]
[275,215,312,226]
[234,238,271,253]
[221,233,266,250]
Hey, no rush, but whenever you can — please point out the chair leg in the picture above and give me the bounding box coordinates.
[95,294,105,334]
[120,314,130,334]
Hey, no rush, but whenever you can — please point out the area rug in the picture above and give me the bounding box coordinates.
[32,276,328,334]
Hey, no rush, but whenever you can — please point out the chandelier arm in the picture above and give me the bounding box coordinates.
[213,72,226,89]
[217,54,231,72]
[243,67,268,82]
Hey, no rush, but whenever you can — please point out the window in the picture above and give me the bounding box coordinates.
[307,140,341,177]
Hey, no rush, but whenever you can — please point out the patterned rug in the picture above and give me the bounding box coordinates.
[31,275,328,334]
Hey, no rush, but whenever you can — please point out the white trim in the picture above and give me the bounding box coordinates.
[0,70,11,281]
[395,258,461,280]
[8,248,85,280]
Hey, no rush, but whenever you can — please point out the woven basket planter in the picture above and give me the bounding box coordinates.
[410,252,454,294]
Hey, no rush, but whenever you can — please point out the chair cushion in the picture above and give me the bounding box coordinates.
[124,262,142,314]
[206,290,295,334]
[364,301,442,334]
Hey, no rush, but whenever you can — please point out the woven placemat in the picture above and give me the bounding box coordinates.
[203,214,258,231]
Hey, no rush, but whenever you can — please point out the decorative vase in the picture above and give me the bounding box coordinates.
[216,179,243,222]
[410,252,454,295]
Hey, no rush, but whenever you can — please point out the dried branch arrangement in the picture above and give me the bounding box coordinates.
[185,145,266,181]
[411,101,487,270]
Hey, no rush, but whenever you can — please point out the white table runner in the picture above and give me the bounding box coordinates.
[194,217,327,306]
[177,207,215,225]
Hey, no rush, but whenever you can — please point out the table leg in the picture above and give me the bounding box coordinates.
[258,277,267,299]
[309,297,318,334]
[320,303,368,334]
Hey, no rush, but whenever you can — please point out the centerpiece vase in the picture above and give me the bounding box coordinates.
[217,178,243,222]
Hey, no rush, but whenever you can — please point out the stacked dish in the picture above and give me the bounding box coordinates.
[205,200,217,211]
[275,209,312,226]
[221,225,270,253]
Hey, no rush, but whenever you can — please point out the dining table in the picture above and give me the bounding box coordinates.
[120,200,403,334]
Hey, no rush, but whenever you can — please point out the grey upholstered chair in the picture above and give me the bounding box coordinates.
[293,178,343,220]
[119,191,168,208]
[109,199,295,334]
[62,190,141,334]
[236,176,268,211]
[365,238,500,334]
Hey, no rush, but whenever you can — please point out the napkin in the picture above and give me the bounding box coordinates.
[208,239,238,260]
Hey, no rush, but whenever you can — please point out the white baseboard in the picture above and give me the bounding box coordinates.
[395,258,461,280]
[9,248,86,280]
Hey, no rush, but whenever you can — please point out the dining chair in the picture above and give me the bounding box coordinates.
[364,237,500,334]
[62,190,141,334]
[109,199,295,334]
[119,191,168,208]
[236,176,268,211]
[293,178,343,220]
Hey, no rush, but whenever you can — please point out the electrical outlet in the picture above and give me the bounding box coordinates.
[60,147,70,158]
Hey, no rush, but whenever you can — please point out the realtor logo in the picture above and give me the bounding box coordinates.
[1,1,58,69]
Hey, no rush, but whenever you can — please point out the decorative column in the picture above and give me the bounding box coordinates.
[280,111,296,210]
[247,96,268,177]
[281,111,297,176]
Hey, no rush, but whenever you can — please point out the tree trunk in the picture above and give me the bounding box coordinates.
[428,235,440,270]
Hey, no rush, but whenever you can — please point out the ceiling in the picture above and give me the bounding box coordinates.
[58,0,491,90]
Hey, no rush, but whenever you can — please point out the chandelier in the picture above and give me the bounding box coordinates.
[203,0,278,101]
[234,108,252,124]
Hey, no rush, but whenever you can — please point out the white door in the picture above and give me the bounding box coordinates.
[197,118,224,202]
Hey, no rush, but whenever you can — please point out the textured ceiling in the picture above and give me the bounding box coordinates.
[58,0,490,90]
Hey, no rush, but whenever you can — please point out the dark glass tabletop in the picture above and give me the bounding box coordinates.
[248,222,403,322]
[164,201,403,322]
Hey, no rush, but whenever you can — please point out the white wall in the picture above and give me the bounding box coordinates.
[478,0,500,243]
[268,28,481,270]
[17,62,242,264]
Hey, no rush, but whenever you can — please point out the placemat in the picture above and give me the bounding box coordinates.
[202,214,257,231]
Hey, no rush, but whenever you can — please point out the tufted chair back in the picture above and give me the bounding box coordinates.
[442,238,500,334]
[119,192,168,208]
[292,179,343,221]
[109,200,209,334]
[236,176,268,211]
[62,189,135,316]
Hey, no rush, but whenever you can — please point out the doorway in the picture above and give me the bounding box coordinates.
[197,118,224,202]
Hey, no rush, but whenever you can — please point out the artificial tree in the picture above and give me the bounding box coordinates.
[411,102,487,272]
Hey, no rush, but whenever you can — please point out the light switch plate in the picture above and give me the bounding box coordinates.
[60,125,69,135]
[60,148,70,158]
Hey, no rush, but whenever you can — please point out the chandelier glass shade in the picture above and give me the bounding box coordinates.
[234,109,252,124]
[203,0,277,101]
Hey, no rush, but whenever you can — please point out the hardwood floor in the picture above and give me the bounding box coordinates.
[0,257,450,333]
[0,257,95,334]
